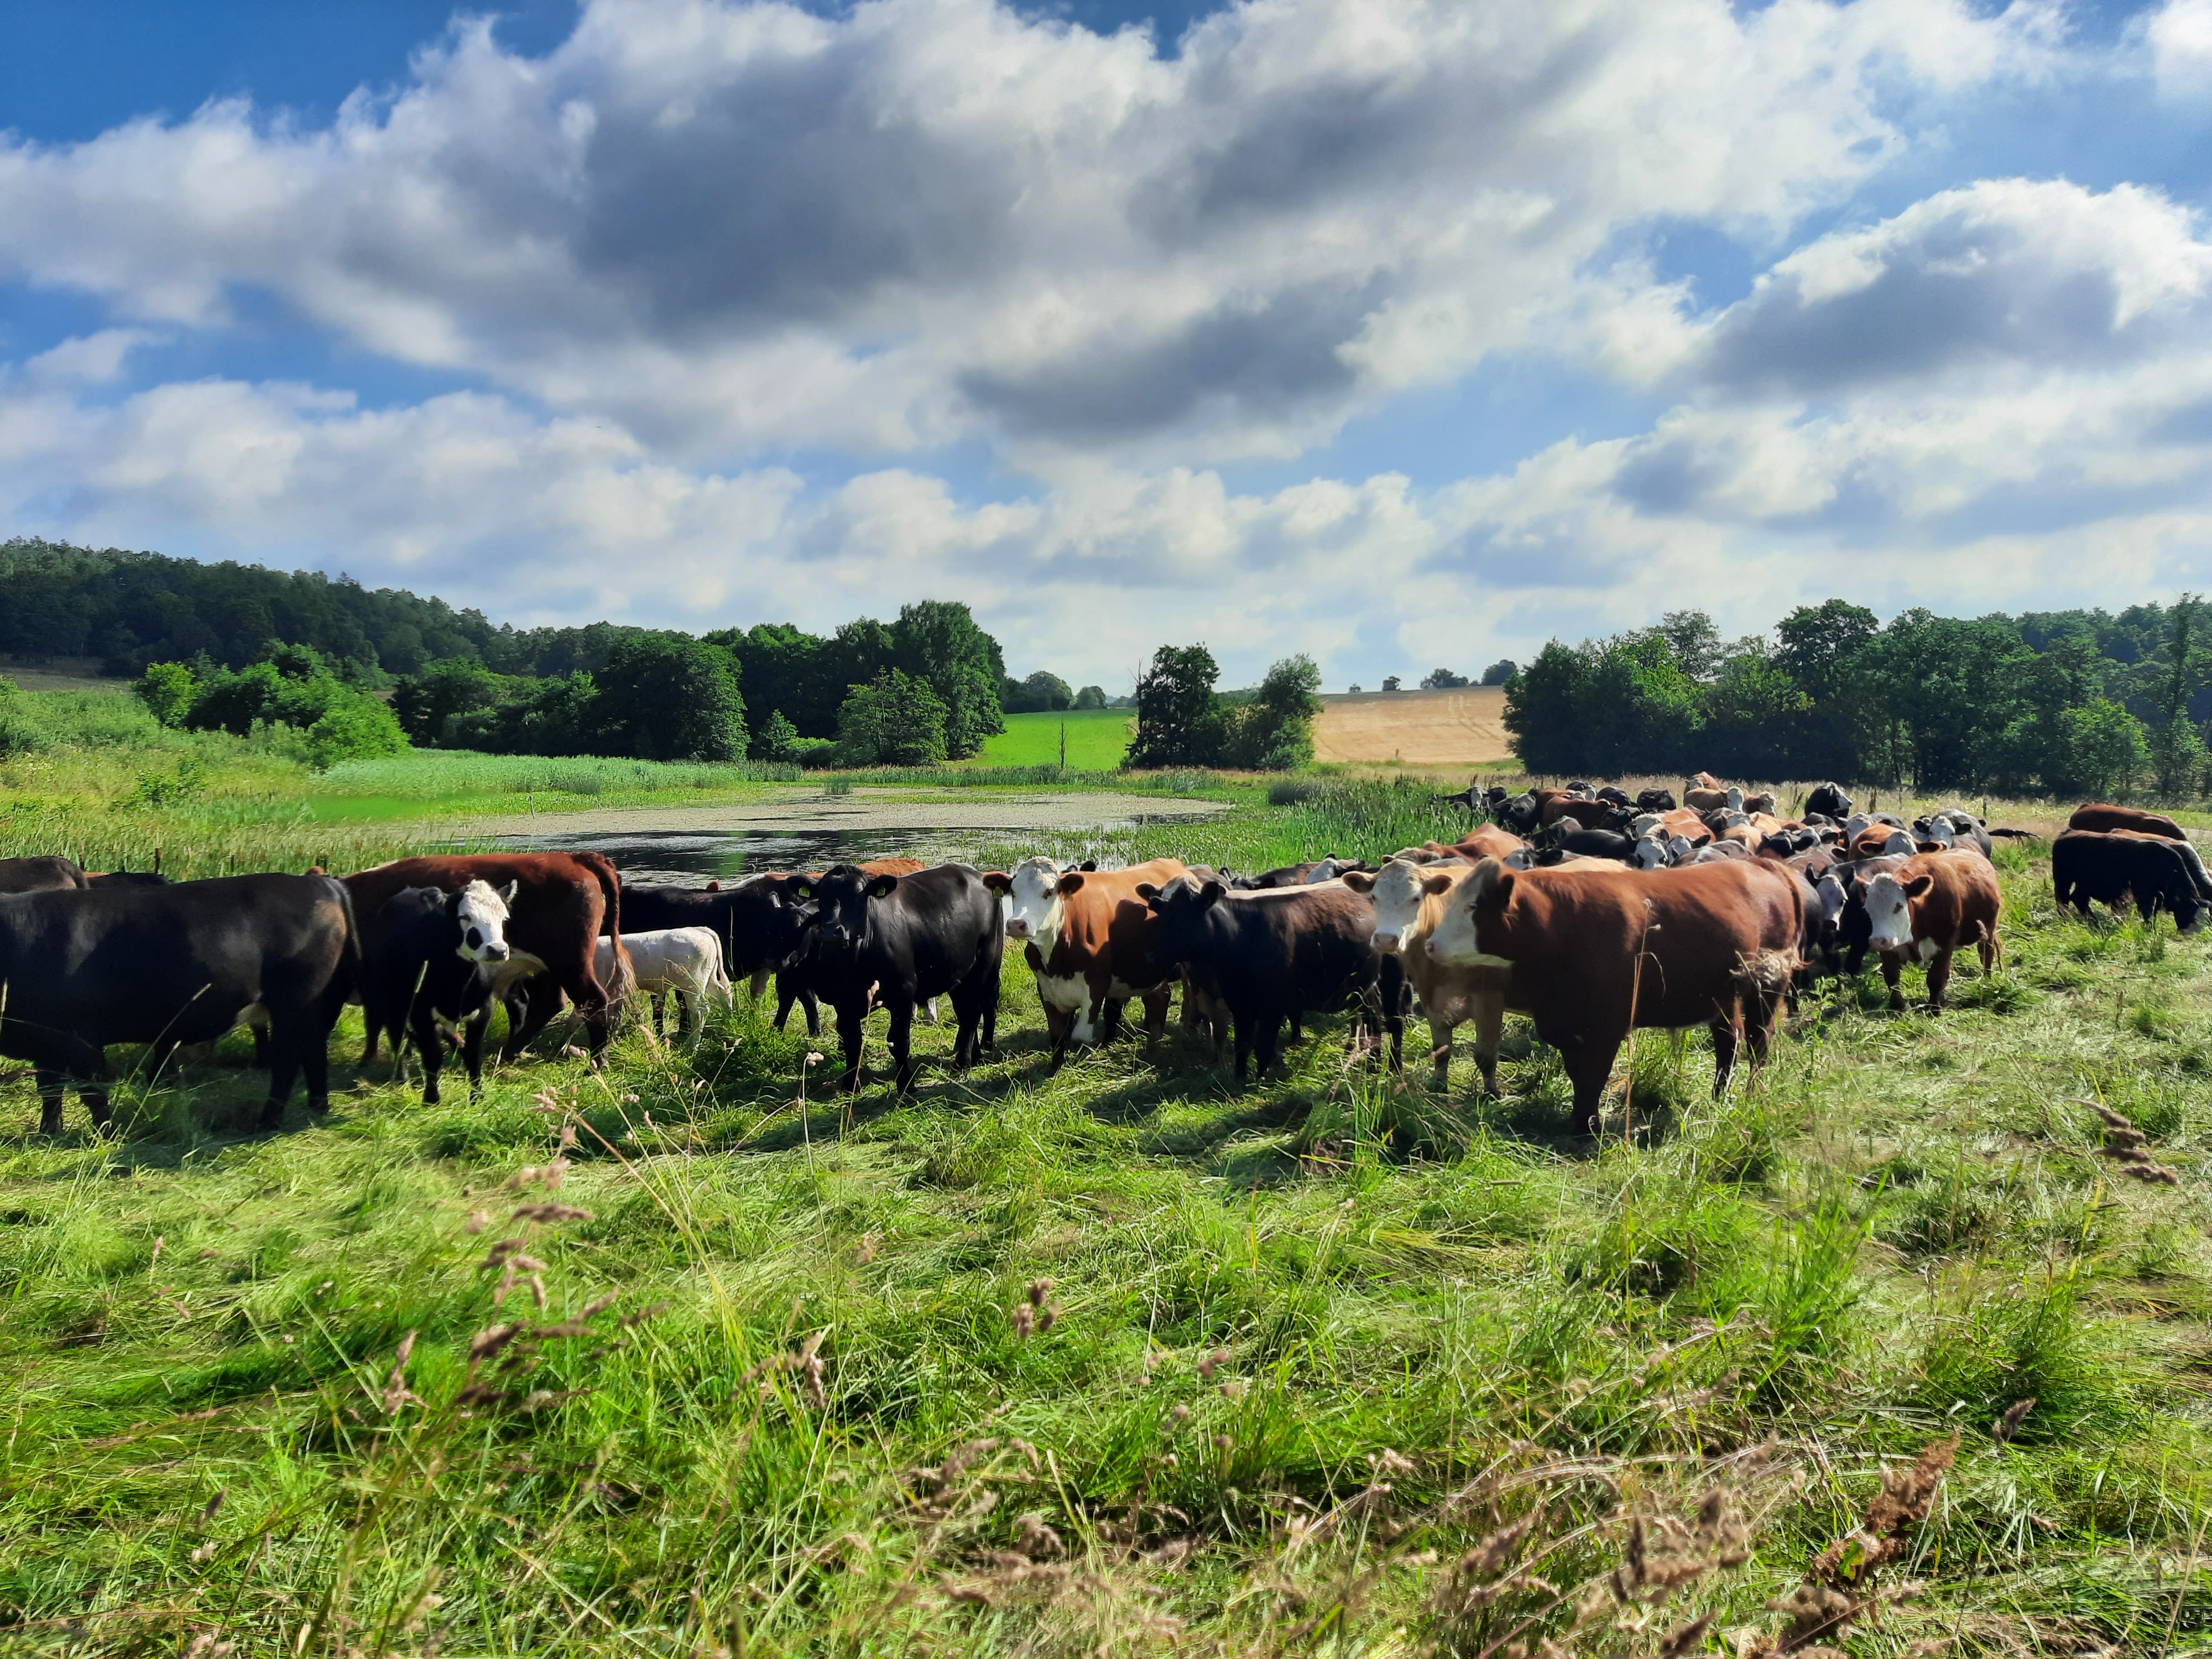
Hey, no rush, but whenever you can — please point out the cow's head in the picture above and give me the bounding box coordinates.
[1426,858,1517,968]
[1135,874,1226,967]
[984,855,1069,943]
[1630,834,1670,869]
[792,864,897,960]
[1861,869,1932,953]
[451,879,519,963]
[1343,859,1459,953]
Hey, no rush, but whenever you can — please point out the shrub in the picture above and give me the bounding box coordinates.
[303,694,410,770]
[133,661,200,727]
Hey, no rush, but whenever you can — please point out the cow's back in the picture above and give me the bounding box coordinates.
[2070,803,2184,840]
[0,855,88,896]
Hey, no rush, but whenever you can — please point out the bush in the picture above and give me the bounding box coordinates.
[303,694,410,770]
[133,661,200,727]
[753,708,802,763]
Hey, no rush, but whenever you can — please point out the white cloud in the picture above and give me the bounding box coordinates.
[2148,0,2212,95]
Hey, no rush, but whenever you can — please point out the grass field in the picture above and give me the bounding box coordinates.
[3,742,2211,1655]
[971,708,1136,770]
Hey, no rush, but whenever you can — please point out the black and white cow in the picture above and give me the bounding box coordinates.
[360,881,521,1103]
[0,873,357,1133]
[791,864,1004,1092]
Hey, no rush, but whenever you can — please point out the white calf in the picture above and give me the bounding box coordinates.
[594,926,732,1038]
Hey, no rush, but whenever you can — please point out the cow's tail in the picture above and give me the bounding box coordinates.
[585,853,637,1004]
[325,873,364,1004]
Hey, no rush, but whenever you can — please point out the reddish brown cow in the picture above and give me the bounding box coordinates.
[1859,849,2002,1012]
[1451,825,1528,862]
[345,852,633,1060]
[1424,858,1803,1135]
[2069,802,2185,839]
[984,857,1188,1068]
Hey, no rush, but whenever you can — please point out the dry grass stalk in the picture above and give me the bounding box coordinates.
[2090,1104,2182,1186]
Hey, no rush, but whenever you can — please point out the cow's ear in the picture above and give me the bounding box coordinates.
[866,874,901,899]
[1340,870,1376,894]
[500,880,519,904]
[1057,872,1087,895]
[1903,874,1935,898]
[1133,881,1160,901]
[1422,870,1456,895]
[789,878,814,901]
[982,871,1012,894]
[1198,880,1227,906]
[707,880,721,892]
[1078,859,1098,872]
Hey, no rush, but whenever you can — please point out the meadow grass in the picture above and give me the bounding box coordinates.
[2,780,2210,1655]
[971,709,1136,770]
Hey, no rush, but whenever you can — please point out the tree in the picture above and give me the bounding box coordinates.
[1381,675,1402,692]
[1420,667,1469,690]
[587,637,748,761]
[890,601,1005,759]
[1224,655,1323,770]
[837,669,949,765]
[2148,594,2210,795]
[1073,684,1108,709]
[1127,644,1225,769]
[1479,660,1518,686]
[391,657,507,746]
[304,695,410,769]
[1658,611,1725,681]
[2056,698,2147,798]
[133,661,200,726]
[752,709,802,764]
[1003,670,1074,713]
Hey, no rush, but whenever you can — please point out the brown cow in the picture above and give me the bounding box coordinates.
[1345,859,1518,1092]
[1425,858,1803,1134]
[2069,802,2185,839]
[345,852,633,1061]
[1860,848,2002,1012]
[0,855,88,895]
[984,856,1189,1067]
[1451,825,1528,862]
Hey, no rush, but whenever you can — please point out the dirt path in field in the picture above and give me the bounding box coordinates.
[468,786,1230,838]
[1312,686,1515,768]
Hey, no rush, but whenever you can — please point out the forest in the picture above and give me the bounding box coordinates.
[1505,598,2212,795]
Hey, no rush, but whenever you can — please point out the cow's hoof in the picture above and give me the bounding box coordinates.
[422,1087,441,1105]
[307,1095,331,1114]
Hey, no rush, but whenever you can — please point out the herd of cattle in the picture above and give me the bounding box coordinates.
[0,778,2204,1139]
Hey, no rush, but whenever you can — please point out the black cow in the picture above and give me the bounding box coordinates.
[2053,830,2204,931]
[1538,827,1636,863]
[791,864,1003,1092]
[1134,876,1383,1084]
[1229,857,1375,890]
[1804,782,1854,821]
[1635,788,1678,812]
[87,869,171,888]
[0,856,87,895]
[0,874,356,1134]
[1492,791,1542,834]
[361,883,521,1103]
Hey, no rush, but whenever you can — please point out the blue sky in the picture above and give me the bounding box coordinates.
[3,0,2211,689]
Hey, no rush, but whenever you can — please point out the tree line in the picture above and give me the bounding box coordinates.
[1505,599,2212,796]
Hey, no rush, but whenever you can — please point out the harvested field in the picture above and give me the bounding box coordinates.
[1312,684,1515,766]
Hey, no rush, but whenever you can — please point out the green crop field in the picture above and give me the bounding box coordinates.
[972,707,1134,770]
[3,701,2212,1656]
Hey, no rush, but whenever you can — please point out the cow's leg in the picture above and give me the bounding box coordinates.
[1925,948,1955,1013]
[1382,956,1407,1073]
[259,1027,302,1133]
[1709,1018,1740,1098]
[650,992,666,1033]
[1140,989,1172,1057]
[1470,993,1504,1094]
[923,998,942,1027]
[1563,1040,1618,1137]
[34,1068,66,1136]
[1232,1014,1255,1084]
[1252,1013,1284,1082]
[1881,952,1906,1011]
[1429,1016,1457,1091]
[410,1000,445,1105]
[887,1001,919,1092]
[299,1016,332,1114]
[1098,998,1125,1044]
[834,1001,867,1093]
[505,975,561,1059]
[1042,1004,1073,1072]
[461,1010,491,1099]
[749,969,771,1001]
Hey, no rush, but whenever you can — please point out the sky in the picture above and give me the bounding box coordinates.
[3,1,2211,692]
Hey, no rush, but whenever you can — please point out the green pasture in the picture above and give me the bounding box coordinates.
[2,731,2211,1654]
[971,707,1135,770]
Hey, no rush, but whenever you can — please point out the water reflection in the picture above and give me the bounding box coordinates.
[493,827,972,884]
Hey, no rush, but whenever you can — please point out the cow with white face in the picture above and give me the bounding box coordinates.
[1343,858,1506,1089]
[996,855,1074,947]
[1859,850,2003,1011]
[453,879,521,963]
[983,857,1190,1068]
[1629,835,1671,869]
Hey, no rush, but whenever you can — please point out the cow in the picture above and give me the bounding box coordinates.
[1636,788,1679,812]
[2052,830,2203,931]
[0,855,87,895]
[346,852,632,1062]
[1423,858,1803,1135]
[87,869,170,887]
[596,927,734,1037]
[1851,826,1916,860]
[789,863,1003,1093]
[984,856,1189,1068]
[359,883,521,1104]
[1452,825,1531,863]
[1683,786,1729,813]
[1859,849,2002,1012]
[1537,827,1636,863]
[1803,782,1854,821]
[2068,804,2212,898]
[1344,860,1519,1093]
[1230,857,1371,890]
[771,858,934,1034]
[0,874,357,1134]
[1133,876,1385,1084]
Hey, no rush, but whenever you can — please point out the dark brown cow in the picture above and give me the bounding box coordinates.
[1425,858,1803,1134]
[1859,849,2002,1011]
[984,856,1189,1068]
[345,852,632,1059]
[2069,802,2185,839]
[0,855,87,895]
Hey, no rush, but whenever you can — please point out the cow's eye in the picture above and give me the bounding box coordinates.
[466,928,482,948]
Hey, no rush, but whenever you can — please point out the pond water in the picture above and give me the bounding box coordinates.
[493,825,980,885]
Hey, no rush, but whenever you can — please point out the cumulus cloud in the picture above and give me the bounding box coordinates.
[0,0,2057,465]
[2148,0,2212,95]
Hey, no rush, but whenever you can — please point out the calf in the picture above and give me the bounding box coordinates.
[361,883,521,1104]
[0,855,87,895]
[2052,830,2203,931]
[0,874,356,1133]
[792,864,1003,1092]
[985,856,1190,1067]
[596,926,733,1037]
[1134,877,1383,1084]
[1860,849,2003,1011]
[1345,860,1518,1092]
[1424,858,1803,1135]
